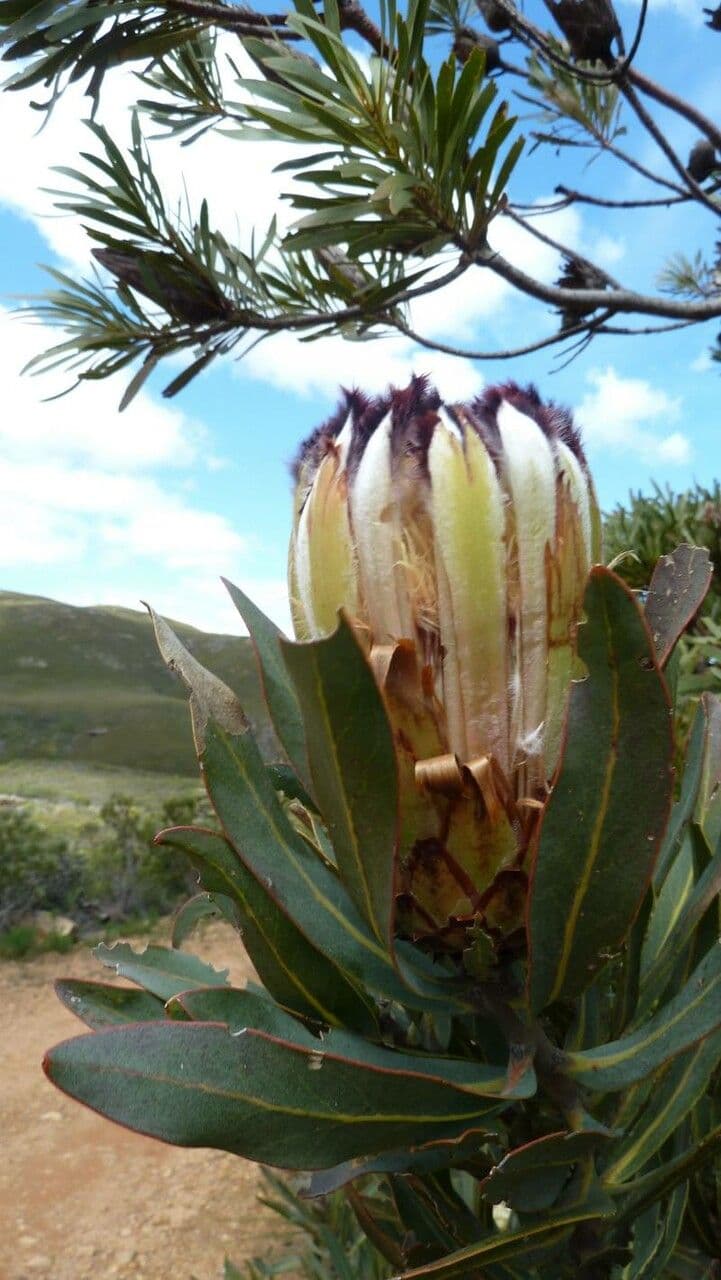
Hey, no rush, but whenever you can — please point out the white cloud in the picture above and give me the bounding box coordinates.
[575,366,692,465]
[0,305,295,630]
[691,350,714,373]
[60,573,292,639]
[0,311,203,469]
[241,328,484,399]
[0,45,299,269]
[592,235,626,267]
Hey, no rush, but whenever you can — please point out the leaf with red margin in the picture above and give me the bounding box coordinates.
[280,615,399,948]
[223,576,312,794]
[44,1022,513,1169]
[55,979,165,1030]
[644,544,713,667]
[527,567,674,1014]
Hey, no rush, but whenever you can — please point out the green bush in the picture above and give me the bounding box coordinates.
[82,793,198,921]
[0,805,83,931]
[604,480,721,618]
[604,483,721,748]
[0,791,205,940]
[226,1174,391,1280]
[0,924,77,960]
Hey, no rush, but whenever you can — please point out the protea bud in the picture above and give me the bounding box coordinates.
[289,379,601,951]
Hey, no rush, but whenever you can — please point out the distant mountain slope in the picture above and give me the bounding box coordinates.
[0,591,274,775]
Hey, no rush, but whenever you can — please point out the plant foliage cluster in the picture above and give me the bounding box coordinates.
[41,552,721,1279]
[1,0,721,402]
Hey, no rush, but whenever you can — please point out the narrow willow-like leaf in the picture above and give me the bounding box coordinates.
[55,979,166,1031]
[604,1031,721,1185]
[44,1023,509,1168]
[305,1125,497,1196]
[158,825,377,1034]
[93,941,229,1002]
[280,616,398,946]
[568,941,721,1091]
[223,577,312,793]
[171,892,220,948]
[654,701,708,890]
[667,1243,720,1278]
[644,544,712,667]
[390,1176,457,1255]
[614,1120,721,1229]
[623,1186,687,1280]
[200,722,470,1011]
[528,568,674,1012]
[481,1132,607,1212]
[639,825,721,1015]
[388,1189,613,1279]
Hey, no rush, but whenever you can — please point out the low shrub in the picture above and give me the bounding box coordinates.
[0,806,83,932]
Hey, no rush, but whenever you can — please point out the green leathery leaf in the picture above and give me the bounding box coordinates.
[280,615,398,946]
[199,721,470,1011]
[55,979,166,1031]
[171,975,528,1105]
[390,1177,457,1257]
[43,1023,511,1169]
[568,941,721,1091]
[171,892,221,948]
[644,544,713,668]
[222,577,312,795]
[622,1202,664,1280]
[611,891,651,1039]
[305,1125,497,1196]
[655,699,712,890]
[639,824,721,1015]
[642,826,696,984]
[696,692,721,842]
[157,825,377,1034]
[148,606,248,753]
[151,928,530,1103]
[345,1185,407,1269]
[667,1244,720,1279]
[481,1131,608,1213]
[93,941,229,1002]
[167,984,319,1044]
[265,762,318,813]
[603,1029,721,1185]
[387,1188,614,1279]
[638,1178,689,1279]
[527,567,674,1013]
[613,1119,721,1229]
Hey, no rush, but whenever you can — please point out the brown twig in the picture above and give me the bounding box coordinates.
[471,243,721,319]
[620,80,721,218]
[628,65,721,155]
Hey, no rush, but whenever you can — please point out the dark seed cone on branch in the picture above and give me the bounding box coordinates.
[92,246,233,326]
[556,254,611,330]
[547,0,621,65]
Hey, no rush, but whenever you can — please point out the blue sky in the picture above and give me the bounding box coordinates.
[0,0,719,634]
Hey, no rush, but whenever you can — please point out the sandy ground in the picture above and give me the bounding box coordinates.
[2,924,300,1280]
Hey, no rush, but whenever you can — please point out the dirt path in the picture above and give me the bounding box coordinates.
[2,924,300,1280]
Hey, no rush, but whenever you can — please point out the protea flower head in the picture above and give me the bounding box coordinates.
[290,378,601,951]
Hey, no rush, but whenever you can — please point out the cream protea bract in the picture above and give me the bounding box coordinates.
[290,378,601,948]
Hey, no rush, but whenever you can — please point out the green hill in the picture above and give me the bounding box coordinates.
[0,591,274,778]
